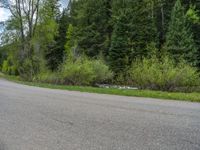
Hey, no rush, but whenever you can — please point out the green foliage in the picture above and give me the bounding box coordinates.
[18,56,42,81]
[64,24,76,61]
[33,0,59,72]
[34,71,62,84]
[1,56,18,75]
[186,4,200,68]
[186,5,200,24]
[34,57,113,86]
[61,59,95,85]
[2,60,9,73]
[70,0,112,57]
[0,47,6,70]
[129,56,200,91]
[89,59,113,83]
[109,0,158,74]
[61,57,113,85]
[109,12,130,74]
[165,0,198,65]
[45,9,70,71]
[1,0,200,94]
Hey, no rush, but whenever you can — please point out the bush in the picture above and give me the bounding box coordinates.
[61,58,113,85]
[18,56,43,81]
[90,59,113,84]
[2,60,9,73]
[61,59,95,85]
[33,71,62,84]
[2,57,18,75]
[129,56,200,91]
[27,57,113,86]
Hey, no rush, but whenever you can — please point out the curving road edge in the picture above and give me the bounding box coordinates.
[0,79,200,150]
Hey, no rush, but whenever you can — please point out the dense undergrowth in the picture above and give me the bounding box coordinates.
[2,55,200,93]
[130,56,200,92]
[34,58,113,86]
[1,0,200,96]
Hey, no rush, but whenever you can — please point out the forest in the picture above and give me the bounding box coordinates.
[0,0,200,92]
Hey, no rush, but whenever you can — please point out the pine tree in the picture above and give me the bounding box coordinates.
[46,9,70,71]
[128,0,157,59]
[186,2,200,67]
[165,0,197,65]
[112,0,157,59]
[155,0,175,50]
[108,13,130,74]
[71,0,112,57]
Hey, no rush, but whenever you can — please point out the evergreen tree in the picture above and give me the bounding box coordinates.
[46,9,70,70]
[186,2,200,67]
[155,0,175,50]
[71,0,112,57]
[165,0,197,65]
[108,13,130,74]
[128,0,157,59]
[112,0,157,59]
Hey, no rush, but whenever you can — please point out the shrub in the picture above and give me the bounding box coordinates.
[2,58,18,75]
[90,59,113,84]
[61,59,95,85]
[2,60,9,74]
[129,56,200,91]
[61,57,113,85]
[18,56,43,81]
[113,72,133,86]
[18,59,35,80]
[34,71,62,84]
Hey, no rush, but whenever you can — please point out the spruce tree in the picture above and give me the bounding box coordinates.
[112,0,157,59]
[46,9,70,71]
[186,3,200,68]
[165,0,197,65]
[108,13,130,74]
[128,0,157,59]
[71,0,112,57]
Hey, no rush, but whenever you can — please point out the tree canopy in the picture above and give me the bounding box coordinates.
[0,0,200,88]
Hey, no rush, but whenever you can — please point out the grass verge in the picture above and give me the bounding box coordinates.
[0,73,200,102]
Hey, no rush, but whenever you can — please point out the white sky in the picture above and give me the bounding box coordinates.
[0,8,10,22]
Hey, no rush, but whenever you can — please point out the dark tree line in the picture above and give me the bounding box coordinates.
[0,0,200,83]
[46,0,200,73]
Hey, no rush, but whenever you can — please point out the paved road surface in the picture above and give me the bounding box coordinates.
[0,79,200,150]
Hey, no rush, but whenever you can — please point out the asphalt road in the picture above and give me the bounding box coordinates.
[0,79,200,150]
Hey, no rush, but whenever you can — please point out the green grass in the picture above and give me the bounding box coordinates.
[0,73,200,102]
